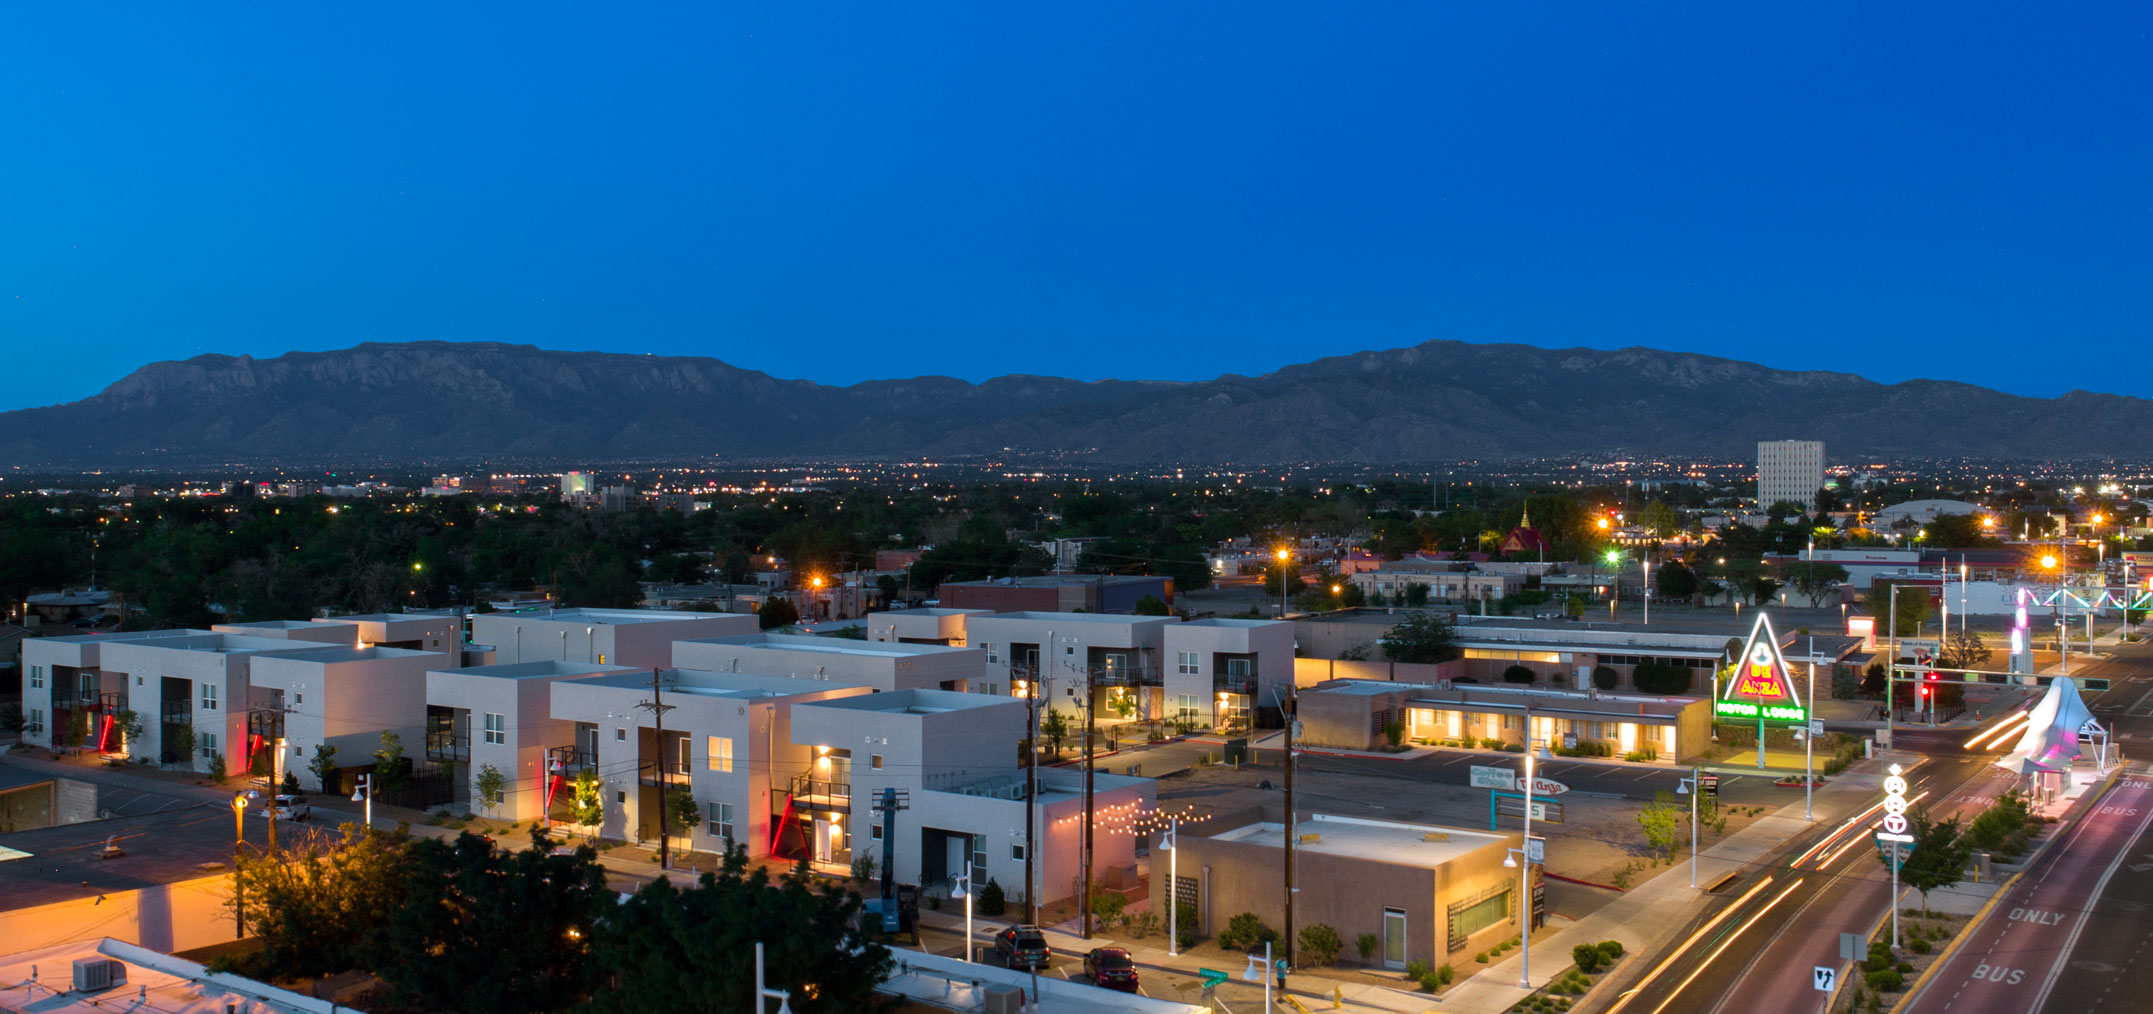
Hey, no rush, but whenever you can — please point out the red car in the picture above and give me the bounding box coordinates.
[1083,947,1139,992]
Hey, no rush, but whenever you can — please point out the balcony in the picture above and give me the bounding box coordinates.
[159,701,191,725]
[789,772,851,809]
[1215,674,1258,695]
[1092,665,1162,688]
[546,745,597,776]
[639,759,691,788]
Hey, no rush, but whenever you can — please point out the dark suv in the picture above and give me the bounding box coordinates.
[992,925,1051,969]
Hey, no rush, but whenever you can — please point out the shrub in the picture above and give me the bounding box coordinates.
[1405,959,1430,981]
[1631,662,1693,695]
[1866,968,1904,992]
[1438,963,1455,985]
[1502,743,1525,753]
[1475,951,1489,964]
[978,877,1006,916]
[1623,747,1659,762]
[1572,944,1604,974]
[1419,970,1444,991]
[1592,665,1619,691]
[1358,933,1380,962]
[1503,665,1538,684]
[1481,738,1506,750]
[1299,923,1344,965]
[1597,940,1624,961]
[1908,937,1931,954]
[1218,912,1278,951]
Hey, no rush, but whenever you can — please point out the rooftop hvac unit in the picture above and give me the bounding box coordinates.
[71,957,126,992]
[982,985,1024,1014]
[960,786,981,796]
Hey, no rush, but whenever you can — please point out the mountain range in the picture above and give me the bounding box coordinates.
[1,340,2145,466]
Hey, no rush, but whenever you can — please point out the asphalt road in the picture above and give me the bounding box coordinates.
[1297,747,1806,806]
[1602,745,2005,1014]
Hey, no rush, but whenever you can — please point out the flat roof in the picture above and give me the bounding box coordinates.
[252,645,440,665]
[485,608,724,625]
[1209,813,1507,867]
[872,607,992,618]
[215,619,329,630]
[566,668,866,699]
[1179,618,1286,630]
[943,575,1166,588]
[0,938,337,1013]
[690,633,974,659]
[318,612,447,624]
[436,660,644,681]
[971,611,1172,626]
[798,687,1017,714]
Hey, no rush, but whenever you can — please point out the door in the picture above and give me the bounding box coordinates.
[1383,908,1407,970]
[814,819,834,863]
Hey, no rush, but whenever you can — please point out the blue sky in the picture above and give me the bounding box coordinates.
[3,3,2147,411]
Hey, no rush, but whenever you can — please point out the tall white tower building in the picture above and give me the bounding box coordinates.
[1757,440,1825,512]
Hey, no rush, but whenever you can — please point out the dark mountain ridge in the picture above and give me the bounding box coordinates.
[0,340,2143,466]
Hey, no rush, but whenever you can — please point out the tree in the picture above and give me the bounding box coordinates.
[1132,595,1171,616]
[64,709,89,753]
[1864,583,1933,638]
[167,725,195,767]
[114,709,145,754]
[1261,562,1303,598]
[666,789,701,842]
[1379,613,1460,664]
[475,764,506,815]
[1639,501,1682,540]
[1402,583,1431,607]
[580,845,896,1014]
[1655,560,1698,600]
[1940,630,1992,670]
[230,825,415,978]
[1784,561,1849,607]
[1565,594,1586,619]
[978,877,1007,916]
[373,730,409,794]
[1041,708,1071,758]
[369,832,611,1014]
[1502,665,1536,684]
[1637,792,1682,860]
[1745,575,1782,606]
[1592,665,1618,691]
[282,771,302,796]
[758,597,800,630]
[1631,662,1692,695]
[308,744,339,793]
[571,768,604,830]
[1883,811,1970,919]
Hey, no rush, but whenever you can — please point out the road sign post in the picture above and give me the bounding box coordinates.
[1877,763,1914,949]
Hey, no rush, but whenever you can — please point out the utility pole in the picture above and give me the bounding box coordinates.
[634,670,678,871]
[1024,644,1042,926]
[1081,660,1096,940]
[1283,685,1297,968]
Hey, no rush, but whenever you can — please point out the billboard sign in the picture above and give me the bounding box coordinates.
[1714,611,1809,723]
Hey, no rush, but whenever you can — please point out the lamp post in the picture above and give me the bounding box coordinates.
[1676,769,1700,888]
[1642,555,1651,626]
[1506,734,1550,990]
[352,772,373,829]
[1164,815,1180,957]
[1606,549,1622,621]
[952,871,975,963]
[1276,547,1292,620]
[230,791,248,935]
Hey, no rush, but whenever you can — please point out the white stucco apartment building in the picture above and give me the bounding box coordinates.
[470,608,756,668]
[245,646,449,790]
[424,660,647,819]
[671,633,986,694]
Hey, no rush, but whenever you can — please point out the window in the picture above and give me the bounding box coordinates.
[1501,714,1520,730]
[615,728,626,742]
[201,732,219,758]
[1448,888,1512,950]
[26,709,43,733]
[1225,658,1252,678]
[483,712,506,745]
[1176,694,1198,722]
[200,683,217,710]
[28,666,42,690]
[1066,645,1075,655]
[870,824,883,840]
[871,754,883,770]
[616,790,627,804]
[294,693,303,706]
[982,643,1000,663]
[485,781,505,805]
[1177,651,1198,675]
[1012,843,1026,861]
[707,736,734,773]
[1103,652,1128,674]
[675,736,691,775]
[708,801,735,842]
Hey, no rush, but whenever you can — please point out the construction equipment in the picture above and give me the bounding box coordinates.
[859,787,919,943]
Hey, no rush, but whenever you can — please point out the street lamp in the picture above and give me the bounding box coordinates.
[1604,549,1622,621]
[1675,769,1702,887]
[352,773,373,829]
[1275,547,1292,620]
[230,791,249,935]
[1505,735,1553,989]
[1163,815,1180,957]
[951,871,975,963]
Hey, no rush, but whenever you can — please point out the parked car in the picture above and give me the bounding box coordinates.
[992,925,1051,969]
[251,794,310,821]
[1083,947,1139,992]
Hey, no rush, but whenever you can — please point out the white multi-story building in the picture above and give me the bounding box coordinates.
[244,645,449,789]
[966,612,1177,720]
[1161,618,1298,731]
[671,633,984,694]
[470,608,756,669]
[425,660,648,819]
[1757,439,1825,512]
[549,668,873,859]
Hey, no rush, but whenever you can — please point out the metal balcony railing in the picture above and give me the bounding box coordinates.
[789,772,851,806]
[159,701,191,725]
[426,729,470,763]
[1215,675,1258,695]
[1092,665,1163,687]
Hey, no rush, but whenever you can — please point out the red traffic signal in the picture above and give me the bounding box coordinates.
[1918,686,1931,699]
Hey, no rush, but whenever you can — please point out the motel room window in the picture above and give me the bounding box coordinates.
[1177,651,1199,675]
[708,802,735,843]
[707,736,734,773]
[200,683,217,710]
[483,712,506,745]
[1448,888,1513,951]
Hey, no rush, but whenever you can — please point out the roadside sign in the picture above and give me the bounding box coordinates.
[1495,795,1565,824]
[1814,966,1837,992]
[1199,969,1228,989]
[1809,720,1825,736]
[1470,765,1516,791]
[1839,933,1865,961]
[1898,638,1940,659]
[1525,777,1570,797]
[1526,837,1545,864]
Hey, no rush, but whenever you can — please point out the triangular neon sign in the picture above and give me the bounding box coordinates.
[1728,612,1795,704]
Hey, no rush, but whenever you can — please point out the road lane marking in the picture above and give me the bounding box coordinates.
[1645,880,1803,1014]
[2027,784,2153,1013]
[1602,877,1777,1014]
[1635,770,1662,781]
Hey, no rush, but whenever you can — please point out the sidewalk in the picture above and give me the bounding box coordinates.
[1436,752,1906,1014]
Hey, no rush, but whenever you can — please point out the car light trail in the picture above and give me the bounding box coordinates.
[1963,712,2031,751]
[1644,879,1805,1014]
[1604,877,1776,1014]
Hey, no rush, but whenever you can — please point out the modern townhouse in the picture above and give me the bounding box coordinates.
[245,645,450,790]
[20,629,203,756]
[424,660,646,818]
[786,689,1154,907]
[1160,618,1297,731]
[470,608,756,669]
[864,607,991,646]
[966,612,1178,721]
[547,668,873,860]
[88,632,361,775]
[671,632,986,694]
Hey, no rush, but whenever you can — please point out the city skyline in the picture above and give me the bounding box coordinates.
[6,4,2150,412]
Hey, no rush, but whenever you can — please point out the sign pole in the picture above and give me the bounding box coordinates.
[1892,843,1901,950]
[1689,765,1699,888]
[1805,636,1815,822]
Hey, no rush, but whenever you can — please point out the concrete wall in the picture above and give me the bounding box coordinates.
[0,874,240,954]
[671,634,985,693]
[425,662,646,819]
[248,648,444,779]
[472,612,757,668]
